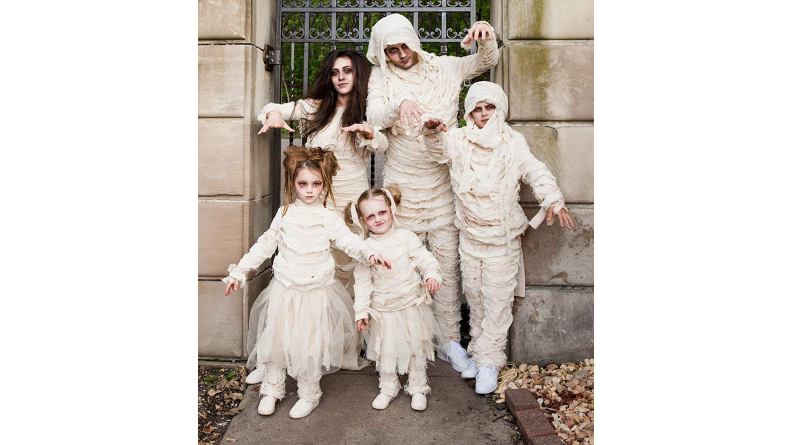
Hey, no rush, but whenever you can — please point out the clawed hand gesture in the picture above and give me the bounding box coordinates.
[423,118,447,132]
[462,22,494,45]
[399,99,424,127]
[369,254,392,269]
[224,278,240,296]
[425,278,440,293]
[258,111,295,134]
[547,206,575,229]
[341,123,375,139]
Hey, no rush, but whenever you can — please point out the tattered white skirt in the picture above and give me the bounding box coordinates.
[364,302,442,375]
[246,278,367,377]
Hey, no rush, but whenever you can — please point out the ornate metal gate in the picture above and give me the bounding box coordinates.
[268,0,483,201]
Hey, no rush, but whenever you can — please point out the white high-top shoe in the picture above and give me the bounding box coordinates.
[289,398,320,419]
[460,357,477,379]
[475,364,499,395]
[371,392,395,410]
[257,395,277,415]
[411,393,427,411]
[437,340,471,372]
[245,366,266,384]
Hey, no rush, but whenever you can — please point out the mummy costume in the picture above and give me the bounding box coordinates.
[365,14,499,350]
[422,82,566,383]
[352,205,444,401]
[258,100,388,289]
[223,199,376,411]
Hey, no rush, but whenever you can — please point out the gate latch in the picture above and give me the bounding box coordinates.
[264,44,281,72]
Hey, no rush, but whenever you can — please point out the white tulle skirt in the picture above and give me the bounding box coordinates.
[364,302,442,375]
[246,278,368,377]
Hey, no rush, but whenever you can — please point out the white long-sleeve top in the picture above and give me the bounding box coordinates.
[224,199,377,291]
[365,23,499,229]
[352,227,442,322]
[258,99,388,213]
[422,125,566,244]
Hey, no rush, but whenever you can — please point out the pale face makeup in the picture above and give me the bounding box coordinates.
[385,43,417,69]
[359,196,393,235]
[470,101,497,129]
[331,57,354,99]
[294,168,324,204]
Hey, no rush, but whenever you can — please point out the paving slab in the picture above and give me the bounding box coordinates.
[222,360,516,444]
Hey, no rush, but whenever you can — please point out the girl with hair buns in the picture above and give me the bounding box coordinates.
[224,146,391,419]
[344,185,444,412]
[258,50,389,294]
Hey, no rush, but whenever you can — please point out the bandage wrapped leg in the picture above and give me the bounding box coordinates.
[296,370,323,404]
[404,356,430,396]
[424,224,461,344]
[460,234,522,369]
[378,371,401,397]
[260,365,287,400]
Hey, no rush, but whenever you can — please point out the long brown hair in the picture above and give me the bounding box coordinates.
[282,145,339,215]
[302,50,371,156]
[343,185,402,235]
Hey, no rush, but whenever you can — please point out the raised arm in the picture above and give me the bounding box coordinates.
[407,232,442,285]
[366,67,406,130]
[421,121,456,165]
[222,209,283,287]
[326,212,378,265]
[443,21,499,83]
[352,263,373,322]
[341,123,390,154]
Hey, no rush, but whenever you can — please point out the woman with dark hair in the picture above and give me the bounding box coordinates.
[250,50,387,384]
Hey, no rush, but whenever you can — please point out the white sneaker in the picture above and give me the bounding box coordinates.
[289,398,320,419]
[371,392,395,410]
[257,395,277,415]
[475,364,498,395]
[245,366,266,384]
[411,393,427,411]
[436,340,471,372]
[460,358,477,379]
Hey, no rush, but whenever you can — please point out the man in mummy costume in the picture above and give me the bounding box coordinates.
[421,82,575,394]
[365,14,499,373]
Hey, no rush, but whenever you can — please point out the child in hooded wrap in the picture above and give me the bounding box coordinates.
[344,186,444,412]
[223,146,391,419]
[421,82,575,395]
[365,13,500,375]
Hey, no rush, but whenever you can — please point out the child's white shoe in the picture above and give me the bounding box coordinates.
[460,358,477,379]
[437,340,471,372]
[245,366,266,384]
[411,393,427,411]
[289,398,320,419]
[257,395,277,415]
[475,364,499,395]
[371,392,395,410]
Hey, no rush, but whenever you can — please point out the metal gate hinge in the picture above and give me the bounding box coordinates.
[264,44,281,72]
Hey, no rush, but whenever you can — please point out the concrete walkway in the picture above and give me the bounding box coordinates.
[221,360,515,444]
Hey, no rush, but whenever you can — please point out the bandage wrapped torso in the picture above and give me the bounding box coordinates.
[223,199,375,375]
[352,227,445,375]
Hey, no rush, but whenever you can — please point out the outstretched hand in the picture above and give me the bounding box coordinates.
[357,319,368,331]
[547,206,575,229]
[426,278,440,293]
[224,279,240,296]
[341,123,375,139]
[369,254,392,269]
[462,22,494,45]
[423,118,447,132]
[258,111,295,134]
[399,99,424,127]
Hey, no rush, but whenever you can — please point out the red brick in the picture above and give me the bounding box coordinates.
[506,388,540,413]
[528,434,566,445]
[516,408,556,439]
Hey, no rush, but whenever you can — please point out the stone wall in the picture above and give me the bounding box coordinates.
[492,0,594,366]
[198,0,278,360]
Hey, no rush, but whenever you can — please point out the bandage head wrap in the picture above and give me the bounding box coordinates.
[367,14,427,74]
[463,81,510,148]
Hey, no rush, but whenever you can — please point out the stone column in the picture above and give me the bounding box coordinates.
[198,0,278,361]
[492,0,594,365]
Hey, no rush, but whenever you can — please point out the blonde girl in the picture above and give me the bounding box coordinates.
[344,186,444,411]
[224,146,390,419]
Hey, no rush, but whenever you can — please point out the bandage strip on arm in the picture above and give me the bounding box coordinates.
[352,263,373,321]
[366,69,414,130]
[451,21,500,82]
[515,136,566,229]
[223,210,283,287]
[406,231,443,284]
[326,212,378,264]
